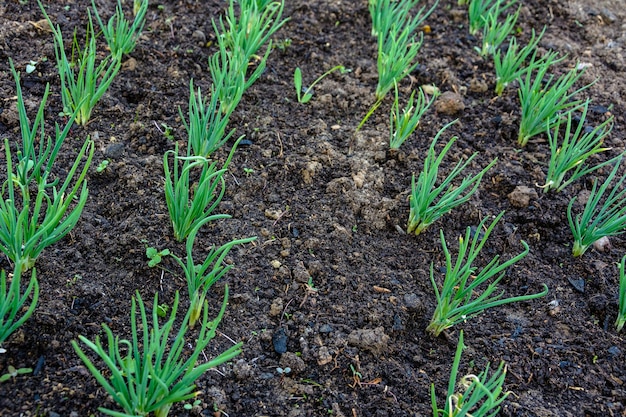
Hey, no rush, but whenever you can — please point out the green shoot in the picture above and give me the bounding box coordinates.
[39,2,121,125]
[359,0,437,130]
[468,0,517,36]
[0,137,94,271]
[163,138,241,241]
[542,100,615,193]
[0,264,39,348]
[72,289,242,417]
[293,65,349,104]
[0,365,33,382]
[407,121,497,235]
[493,27,545,96]
[389,82,438,149]
[567,157,626,257]
[476,5,519,57]
[431,330,509,417]
[517,56,594,147]
[180,79,237,158]
[617,255,626,332]
[91,0,148,61]
[157,226,256,328]
[211,0,287,114]
[427,212,548,336]
[8,59,76,191]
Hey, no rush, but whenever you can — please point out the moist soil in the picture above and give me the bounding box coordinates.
[1,0,626,416]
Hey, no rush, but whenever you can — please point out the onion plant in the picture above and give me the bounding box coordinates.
[493,27,545,96]
[91,0,148,61]
[431,330,509,417]
[72,289,242,417]
[0,136,94,272]
[39,2,121,125]
[149,226,256,329]
[359,0,437,130]
[427,212,548,337]
[617,255,626,332]
[180,80,237,158]
[407,121,497,235]
[8,59,75,192]
[517,56,594,147]
[476,5,519,57]
[0,264,39,349]
[389,82,438,149]
[211,0,286,114]
[542,100,615,193]
[164,138,241,241]
[467,0,517,36]
[567,157,626,257]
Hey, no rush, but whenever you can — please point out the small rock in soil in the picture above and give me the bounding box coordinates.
[104,142,125,159]
[507,185,538,208]
[347,326,390,356]
[292,261,310,283]
[435,91,465,115]
[269,297,283,316]
[232,359,254,380]
[593,236,611,253]
[316,346,333,366]
[567,276,585,293]
[273,327,288,354]
[280,352,306,375]
[403,293,423,312]
[319,324,334,333]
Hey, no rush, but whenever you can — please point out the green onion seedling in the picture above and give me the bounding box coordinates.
[431,330,509,416]
[617,255,626,332]
[567,157,626,257]
[427,212,548,336]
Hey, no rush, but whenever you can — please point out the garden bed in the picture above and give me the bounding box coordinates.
[1,0,626,415]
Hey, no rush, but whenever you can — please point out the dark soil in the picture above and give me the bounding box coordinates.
[1,0,626,416]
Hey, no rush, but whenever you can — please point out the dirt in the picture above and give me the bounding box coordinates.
[1,0,626,416]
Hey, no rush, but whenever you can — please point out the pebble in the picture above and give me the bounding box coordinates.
[273,327,288,354]
[319,324,334,333]
[435,91,465,115]
[232,359,254,380]
[507,185,537,208]
[104,142,125,159]
[280,352,306,374]
[347,326,389,356]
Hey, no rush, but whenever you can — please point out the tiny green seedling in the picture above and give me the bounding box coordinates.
[96,159,110,173]
[243,167,255,176]
[183,399,202,411]
[293,65,349,104]
[0,365,33,382]
[156,303,169,318]
[616,255,626,332]
[146,247,171,268]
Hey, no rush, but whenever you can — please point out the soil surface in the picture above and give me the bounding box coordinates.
[1,0,626,416]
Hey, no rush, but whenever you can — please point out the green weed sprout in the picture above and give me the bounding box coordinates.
[517,56,594,147]
[427,212,548,337]
[542,100,615,193]
[91,0,148,61]
[0,264,39,349]
[468,0,517,36]
[159,226,256,328]
[8,59,76,191]
[163,138,241,241]
[0,136,94,271]
[476,5,519,57]
[617,255,626,332]
[431,330,509,417]
[72,289,242,417]
[359,0,437,130]
[407,121,497,235]
[181,80,237,158]
[39,2,121,125]
[493,27,545,96]
[389,82,438,149]
[567,157,626,257]
[293,65,349,104]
